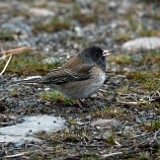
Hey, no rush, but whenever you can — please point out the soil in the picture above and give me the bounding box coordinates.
[0,0,160,159]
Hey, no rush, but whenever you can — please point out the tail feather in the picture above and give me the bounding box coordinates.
[13,76,42,84]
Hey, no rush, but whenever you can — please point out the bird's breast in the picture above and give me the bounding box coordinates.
[91,67,106,85]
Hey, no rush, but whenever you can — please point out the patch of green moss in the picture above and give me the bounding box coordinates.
[148,12,160,20]
[106,135,116,145]
[0,52,60,76]
[139,29,160,37]
[109,55,135,65]
[138,50,160,65]
[10,89,18,98]
[109,50,160,66]
[0,30,15,40]
[92,107,129,121]
[40,91,74,105]
[81,154,100,160]
[33,17,71,33]
[68,120,79,126]
[130,72,159,91]
[144,120,160,131]
[128,18,139,32]
[54,0,75,3]
[72,4,97,25]
[113,34,132,43]
[128,15,160,37]
[117,86,129,95]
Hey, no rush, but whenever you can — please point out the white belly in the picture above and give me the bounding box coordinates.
[85,71,105,97]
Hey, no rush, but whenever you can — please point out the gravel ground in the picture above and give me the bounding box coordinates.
[0,0,160,159]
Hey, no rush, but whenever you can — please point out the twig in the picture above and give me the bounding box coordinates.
[117,98,148,106]
[99,88,108,93]
[50,139,109,147]
[0,47,36,55]
[154,129,160,146]
[101,152,123,159]
[0,54,9,61]
[4,150,39,158]
[0,54,12,76]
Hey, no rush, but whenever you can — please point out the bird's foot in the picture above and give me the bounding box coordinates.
[75,99,86,108]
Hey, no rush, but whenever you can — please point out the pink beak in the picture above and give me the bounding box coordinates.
[102,50,110,57]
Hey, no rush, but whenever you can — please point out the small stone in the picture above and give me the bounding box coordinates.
[45,102,51,106]
[123,126,135,134]
[75,26,84,37]
[102,129,113,139]
[108,1,119,10]
[29,8,55,17]
[43,57,60,64]
[91,119,121,129]
[14,141,25,148]
[2,23,32,35]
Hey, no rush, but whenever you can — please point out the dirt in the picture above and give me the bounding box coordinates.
[0,0,160,159]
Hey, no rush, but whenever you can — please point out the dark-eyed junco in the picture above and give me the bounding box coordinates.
[19,46,110,99]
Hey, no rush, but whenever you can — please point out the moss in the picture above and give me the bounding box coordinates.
[92,107,129,121]
[81,155,100,160]
[139,50,160,65]
[0,52,60,76]
[40,91,74,105]
[130,72,160,91]
[0,30,15,40]
[139,156,150,160]
[104,134,116,145]
[128,18,139,32]
[127,16,160,38]
[33,17,71,33]
[109,54,135,65]
[109,50,160,66]
[139,29,160,37]
[148,12,160,20]
[54,0,75,3]
[113,34,132,43]
[144,120,160,131]
[118,86,129,95]
[68,120,79,126]
[10,89,18,98]
[72,4,97,25]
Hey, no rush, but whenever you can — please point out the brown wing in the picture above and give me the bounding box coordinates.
[42,63,95,85]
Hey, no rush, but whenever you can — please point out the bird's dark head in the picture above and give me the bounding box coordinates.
[79,46,110,71]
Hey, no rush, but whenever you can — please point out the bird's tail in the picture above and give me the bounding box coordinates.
[13,76,43,84]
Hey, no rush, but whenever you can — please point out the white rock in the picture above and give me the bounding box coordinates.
[102,130,113,139]
[91,119,121,129]
[122,37,160,51]
[29,8,54,17]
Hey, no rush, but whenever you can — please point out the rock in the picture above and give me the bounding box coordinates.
[117,0,135,15]
[91,119,121,129]
[43,57,61,64]
[75,26,84,37]
[122,37,160,51]
[123,126,136,135]
[2,23,32,36]
[102,130,113,139]
[108,1,119,10]
[29,8,55,17]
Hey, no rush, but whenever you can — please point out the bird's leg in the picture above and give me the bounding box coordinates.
[76,99,85,108]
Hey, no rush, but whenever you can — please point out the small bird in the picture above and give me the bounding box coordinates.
[18,46,110,100]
